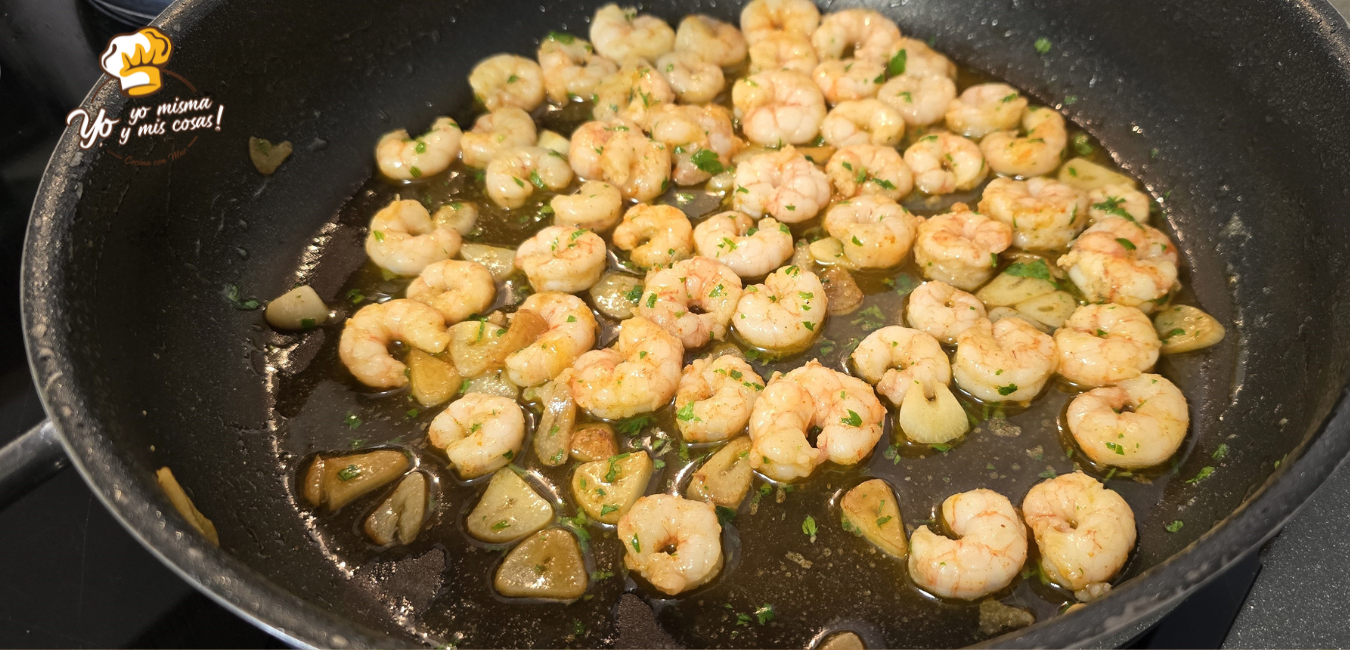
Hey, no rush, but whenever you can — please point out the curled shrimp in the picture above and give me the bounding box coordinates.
[981,106,1068,178]
[908,489,1028,600]
[550,180,624,231]
[740,0,820,45]
[733,146,831,223]
[484,146,573,209]
[515,225,608,293]
[593,60,675,123]
[618,494,723,595]
[945,83,1027,139]
[569,119,672,202]
[460,107,537,169]
[365,199,462,276]
[428,393,526,479]
[637,257,743,348]
[406,260,497,324]
[811,9,901,63]
[748,360,885,481]
[675,354,765,442]
[748,32,818,74]
[732,264,826,351]
[1057,216,1178,310]
[612,204,695,269]
[469,54,545,112]
[851,326,951,406]
[823,195,923,269]
[504,292,598,387]
[978,176,1088,251]
[537,32,618,104]
[913,205,1013,291]
[906,280,988,344]
[878,73,957,127]
[812,59,885,105]
[1023,472,1137,600]
[1088,184,1152,225]
[590,4,676,63]
[825,144,914,200]
[675,15,748,67]
[953,317,1057,402]
[644,104,741,186]
[1067,373,1189,469]
[820,99,905,147]
[376,117,462,181]
[885,38,957,79]
[656,50,725,105]
[732,70,827,147]
[339,299,450,389]
[570,316,684,419]
[692,211,794,278]
[1054,304,1161,387]
[903,132,988,195]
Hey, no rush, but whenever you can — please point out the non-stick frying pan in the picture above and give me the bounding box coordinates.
[11,0,1350,646]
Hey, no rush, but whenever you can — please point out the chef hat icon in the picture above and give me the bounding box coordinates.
[100,28,174,97]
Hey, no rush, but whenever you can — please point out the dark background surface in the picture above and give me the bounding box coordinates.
[1,0,1349,647]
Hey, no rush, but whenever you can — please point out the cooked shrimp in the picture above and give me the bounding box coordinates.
[590,4,675,62]
[504,292,598,387]
[851,326,951,405]
[732,70,827,146]
[568,119,673,202]
[823,195,923,269]
[748,32,818,74]
[537,32,618,104]
[692,212,794,278]
[515,225,608,293]
[812,59,885,105]
[365,199,461,276]
[811,9,901,63]
[733,146,831,222]
[550,181,624,231]
[428,393,526,479]
[978,176,1088,250]
[433,201,479,236]
[637,257,743,348]
[1054,304,1161,387]
[825,144,913,200]
[612,204,695,269]
[732,264,826,350]
[908,489,1028,600]
[740,0,820,44]
[1023,472,1137,598]
[981,107,1068,178]
[656,51,725,105]
[644,104,741,186]
[913,205,1013,290]
[906,280,988,345]
[884,38,957,79]
[1066,373,1188,468]
[945,83,1027,139]
[469,54,545,112]
[904,132,988,195]
[339,299,450,389]
[593,60,675,123]
[747,360,885,480]
[484,146,573,208]
[618,494,723,595]
[820,99,905,147]
[1088,184,1152,225]
[675,355,764,441]
[570,316,684,419]
[953,317,1057,402]
[406,260,497,324]
[460,107,537,169]
[1058,216,1178,311]
[878,73,957,127]
[675,15,748,67]
[375,117,462,181]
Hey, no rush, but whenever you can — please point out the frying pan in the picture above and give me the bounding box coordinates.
[10,0,1350,646]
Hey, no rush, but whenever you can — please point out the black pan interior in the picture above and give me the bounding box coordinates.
[21,0,1350,646]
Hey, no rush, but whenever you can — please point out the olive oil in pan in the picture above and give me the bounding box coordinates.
[262,58,1221,648]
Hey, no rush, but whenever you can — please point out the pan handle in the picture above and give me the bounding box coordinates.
[0,420,69,509]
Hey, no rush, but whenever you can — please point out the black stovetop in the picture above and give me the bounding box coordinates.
[2,1,1349,647]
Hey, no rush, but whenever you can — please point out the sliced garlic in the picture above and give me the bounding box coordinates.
[898,382,968,444]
